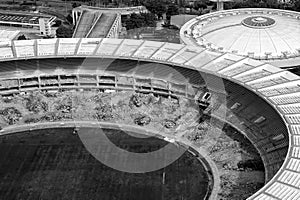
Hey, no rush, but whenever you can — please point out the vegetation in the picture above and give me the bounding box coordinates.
[56,25,74,38]
[224,0,296,11]
[166,4,179,22]
[17,34,27,40]
[123,12,156,30]
[143,0,167,19]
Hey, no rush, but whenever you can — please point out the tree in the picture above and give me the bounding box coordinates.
[166,4,179,16]
[166,4,179,22]
[52,20,62,27]
[194,2,207,10]
[123,12,156,30]
[56,26,73,38]
[295,0,300,11]
[72,3,81,8]
[144,0,167,19]
[66,14,73,25]
[17,35,27,40]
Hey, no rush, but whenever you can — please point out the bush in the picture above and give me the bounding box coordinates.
[41,112,61,122]
[17,34,27,40]
[25,93,48,113]
[134,114,151,126]
[24,117,40,124]
[56,25,73,38]
[163,119,176,129]
[123,13,156,30]
[94,104,114,121]
[0,107,22,125]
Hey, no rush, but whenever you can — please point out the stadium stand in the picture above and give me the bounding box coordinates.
[0,38,300,200]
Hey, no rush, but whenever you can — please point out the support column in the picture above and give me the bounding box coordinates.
[72,10,76,25]
[216,1,224,11]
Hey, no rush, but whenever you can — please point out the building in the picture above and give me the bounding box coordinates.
[180,8,300,68]
[0,11,56,36]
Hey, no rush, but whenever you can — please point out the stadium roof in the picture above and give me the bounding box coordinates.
[0,38,300,199]
[180,8,300,68]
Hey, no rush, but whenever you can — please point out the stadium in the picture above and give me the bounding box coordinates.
[0,37,299,200]
[180,8,300,68]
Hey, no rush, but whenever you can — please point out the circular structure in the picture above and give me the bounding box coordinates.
[242,16,276,28]
[180,8,300,67]
[0,38,299,199]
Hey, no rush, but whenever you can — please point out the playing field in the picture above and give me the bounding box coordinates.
[0,128,210,200]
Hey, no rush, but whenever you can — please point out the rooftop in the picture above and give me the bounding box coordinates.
[180,8,300,65]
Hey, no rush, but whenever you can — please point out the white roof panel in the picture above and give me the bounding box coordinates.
[57,38,80,56]
[184,49,220,67]
[14,40,35,58]
[77,38,102,56]
[37,38,57,56]
[114,39,143,57]
[0,41,13,59]
[169,46,206,64]
[133,41,164,58]
[95,38,122,56]
[151,43,184,61]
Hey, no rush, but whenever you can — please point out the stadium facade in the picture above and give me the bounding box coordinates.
[180,8,300,68]
[0,38,299,199]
